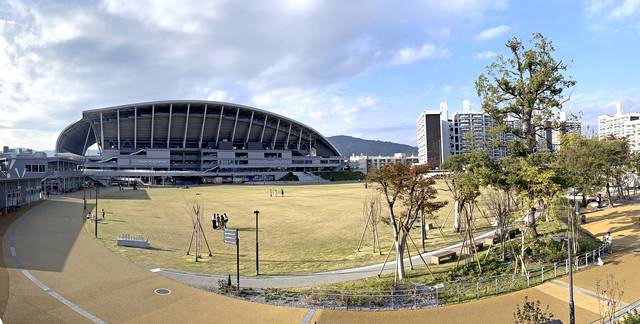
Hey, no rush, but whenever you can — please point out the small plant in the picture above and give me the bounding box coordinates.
[513,296,554,324]
[622,309,640,324]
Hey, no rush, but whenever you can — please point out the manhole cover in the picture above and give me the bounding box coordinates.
[154,288,171,296]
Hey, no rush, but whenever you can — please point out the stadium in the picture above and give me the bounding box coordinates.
[56,100,344,184]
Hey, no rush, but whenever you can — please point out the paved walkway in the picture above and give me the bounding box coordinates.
[153,231,497,289]
[1,195,307,323]
[2,194,640,323]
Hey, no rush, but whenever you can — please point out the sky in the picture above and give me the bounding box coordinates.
[1,0,640,149]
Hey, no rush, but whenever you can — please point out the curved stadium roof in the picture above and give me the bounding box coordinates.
[56,100,341,157]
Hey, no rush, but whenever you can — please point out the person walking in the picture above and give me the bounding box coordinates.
[605,231,613,253]
[281,188,284,197]
[102,208,106,220]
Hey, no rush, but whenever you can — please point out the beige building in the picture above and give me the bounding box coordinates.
[349,153,419,173]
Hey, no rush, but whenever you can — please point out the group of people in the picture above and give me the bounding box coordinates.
[268,188,285,198]
[211,213,229,230]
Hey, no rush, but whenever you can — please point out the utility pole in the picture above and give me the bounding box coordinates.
[254,209,260,275]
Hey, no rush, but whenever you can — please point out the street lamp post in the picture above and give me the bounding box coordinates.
[95,184,99,238]
[254,209,260,275]
[567,202,576,324]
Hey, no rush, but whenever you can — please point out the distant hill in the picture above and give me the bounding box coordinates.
[327,135,418,157]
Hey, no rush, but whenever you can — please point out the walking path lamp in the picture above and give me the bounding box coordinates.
[254,209,260,275]
[95,183,99,238]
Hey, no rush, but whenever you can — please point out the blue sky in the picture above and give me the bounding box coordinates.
[1,0,639,149]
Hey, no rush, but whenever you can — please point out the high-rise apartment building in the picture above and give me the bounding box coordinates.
[417,103,450,169]
[418,100,579,165]
[598,100,640,152]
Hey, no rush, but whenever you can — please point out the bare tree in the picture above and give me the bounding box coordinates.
[368,163,446,281]
[485,188,515,261]
[596,274,625,323]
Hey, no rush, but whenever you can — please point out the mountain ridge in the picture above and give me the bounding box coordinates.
[327,135,418,157]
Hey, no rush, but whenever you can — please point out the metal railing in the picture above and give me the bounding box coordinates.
[241,243,610,311]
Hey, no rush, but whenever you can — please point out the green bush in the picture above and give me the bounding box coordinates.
[313,171,365,181]
[623,310,640,324]
[446,250,511,280]
[278,172,299,181]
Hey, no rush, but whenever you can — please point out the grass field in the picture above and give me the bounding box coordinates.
[85,182,493,275]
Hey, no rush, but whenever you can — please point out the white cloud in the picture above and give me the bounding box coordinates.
[391,43,449,65]
[0,0,507,149]
[475,50,498,59]
[475,25,510,41]
[610,0,640,19]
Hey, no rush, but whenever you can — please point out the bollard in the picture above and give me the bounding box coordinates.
[554,263,557,277]
[476,280,479,299]
[495,277,499,294]
[541,266,544,282]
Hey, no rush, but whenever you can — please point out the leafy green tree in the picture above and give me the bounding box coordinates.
[476,33,576,235]
[368,163,446,281]
[557,134,606,207]
[599,137,630,207]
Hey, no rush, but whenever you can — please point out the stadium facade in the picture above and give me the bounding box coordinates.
[56,100,344,183]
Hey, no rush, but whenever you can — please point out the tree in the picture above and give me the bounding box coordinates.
[596,274,625,323]
[476,33,576,235]
[598,137,630,207]
[368,163,446,281]
[557,134,607,208]
[442,151,495,232]
[514,296,555,324]
[485,187,515,261]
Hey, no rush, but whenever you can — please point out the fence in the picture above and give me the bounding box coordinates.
[258,243,611,311]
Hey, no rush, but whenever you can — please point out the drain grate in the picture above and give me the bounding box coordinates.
[154,288,171,296]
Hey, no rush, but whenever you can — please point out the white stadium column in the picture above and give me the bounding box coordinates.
[231,107,239,143]
[199,104,207,149]
[134,106,137,149]
[216,106,224,146]
[183,103,190,149]
[117,109,121,150]
[260,115,268,143]
[245,111,254,143]
[150,105,155,148]
[272,119,280,149]
[100,111,104,149]
[167,104,173,149]
[285,123,292,149]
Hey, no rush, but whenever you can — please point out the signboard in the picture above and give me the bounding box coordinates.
[224,228,238,245]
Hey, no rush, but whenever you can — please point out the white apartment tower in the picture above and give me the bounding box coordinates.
[598,100,640,152]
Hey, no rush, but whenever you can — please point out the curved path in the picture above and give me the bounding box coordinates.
[152,231,497,289]
[2,193,640,323]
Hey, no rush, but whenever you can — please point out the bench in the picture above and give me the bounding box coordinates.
[461,241,484,255]
[430,250,456,264]
[117,233,150,249]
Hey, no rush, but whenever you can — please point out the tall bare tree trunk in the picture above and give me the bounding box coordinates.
[395,232,407,281]
[606,182,613,208]
[454,200,462,232]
